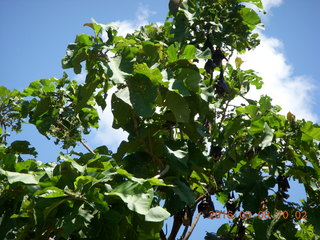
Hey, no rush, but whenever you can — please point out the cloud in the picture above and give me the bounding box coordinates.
[240,33,318,122]
[114,5,155,36]
[262,0,283,11]
[92,87,128,151]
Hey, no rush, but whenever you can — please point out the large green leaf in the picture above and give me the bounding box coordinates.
[107,56,130,84]
[145,206,170,222]
[240,8,261,28]
[260,123,274,149]
[181,45,196,60]
[176,68,200,93]
[167,44,178,63]
[0,169,39,184]
[127,75,158,118]
[172,180,195,205]
[35,187,67,198]
[165,91,190,123]
[301,121,320,141]
[108,181,153,215]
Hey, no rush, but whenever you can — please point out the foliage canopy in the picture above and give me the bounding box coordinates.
[1,0,320,239]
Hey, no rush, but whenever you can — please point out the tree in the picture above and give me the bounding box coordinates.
[0,0,320,239]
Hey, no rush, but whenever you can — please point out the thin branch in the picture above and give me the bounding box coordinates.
[80,139,95,154]
[160,229,166,240]
[182,212,201,240]
[180,226,189,240]
[217,99,231,131]
[154,164,170,179]
[168,212,183,240]
[180,205,197,240]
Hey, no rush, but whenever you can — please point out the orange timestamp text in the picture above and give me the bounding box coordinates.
[208,210,307,220]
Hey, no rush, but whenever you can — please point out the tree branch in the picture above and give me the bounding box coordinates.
[168,212,183,240]
[154,164,170,179]
[80,139,95,154]
[217,99,231,131]
[182,212,201,240]
[160,229,166,240]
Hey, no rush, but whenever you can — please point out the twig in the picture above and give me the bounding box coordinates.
[180,205,197,239]
[80,139,95,154]
[217,99,231,131]
[154,164,170,179]
[160,229,166,240]
[168,212,183,240]
[182,212,201,240]
[180,226,189,240]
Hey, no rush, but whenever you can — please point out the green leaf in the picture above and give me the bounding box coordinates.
[301,121,320,141]
[249,119,265,135]
[107,56,130,84]
[240,8,261,26]
[35,187,67,198]
[70,159,87,173]
[196,48,212,59]
[236,104,258,118]
[173,180,195,205]
[169,78,190,97]
[145,206,170,222]
[181,45,196,59]
[1,169,39,184]
[112,88,133,129]
[127,74,157,118]
[75,33,93,46]
[238,0,263,10]
[235,57,244,68]
[84,19,103,36]
[133,63,162,84]
[259,95,272,114]
[167,44,178,63]
[176,68,200,93]
[40,78,56,93]
[165,91,190,123]
[108,181,153,215]
[253,219,269,240]
[260,123,274,149]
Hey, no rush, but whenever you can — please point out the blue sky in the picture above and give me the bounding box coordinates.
[0,0,319,239]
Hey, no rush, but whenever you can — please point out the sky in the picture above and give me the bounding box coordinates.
[0,0,319,239]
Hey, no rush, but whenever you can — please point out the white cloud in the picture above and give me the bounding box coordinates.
[262,0,283,11]
[114,5,155,36]
[92,87,128,150]
[240,33,317,122]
